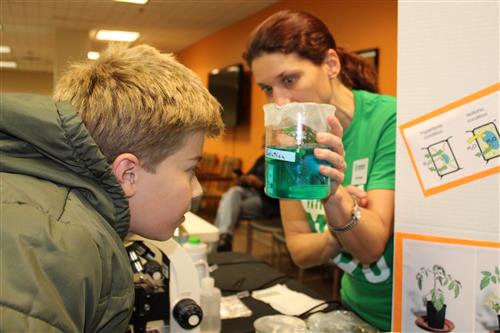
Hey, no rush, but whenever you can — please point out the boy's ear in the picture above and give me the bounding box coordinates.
[111,153,140,197]
[324,48,341,79]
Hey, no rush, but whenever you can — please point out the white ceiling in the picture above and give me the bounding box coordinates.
[0,0,277,72]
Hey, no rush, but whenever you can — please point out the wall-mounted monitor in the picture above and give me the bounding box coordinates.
[208,64,248,127]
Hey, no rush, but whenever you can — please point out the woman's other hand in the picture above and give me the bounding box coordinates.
[345,185,368,207]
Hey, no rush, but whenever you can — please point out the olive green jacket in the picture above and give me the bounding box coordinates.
[0,94,134,332]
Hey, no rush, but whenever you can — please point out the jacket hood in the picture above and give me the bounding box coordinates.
[0,93,129,238]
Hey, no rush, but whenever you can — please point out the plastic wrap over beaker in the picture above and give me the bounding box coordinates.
[263,102,336,200]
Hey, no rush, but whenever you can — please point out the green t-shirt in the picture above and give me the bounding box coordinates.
[301,90,396,331]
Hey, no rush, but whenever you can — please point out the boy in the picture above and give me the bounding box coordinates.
[0,44,224,332]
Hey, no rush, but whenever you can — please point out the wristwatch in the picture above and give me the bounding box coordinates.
[328,195,362,233]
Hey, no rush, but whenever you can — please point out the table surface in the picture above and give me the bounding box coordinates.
[208,252,341,333]
[181,212,219,243]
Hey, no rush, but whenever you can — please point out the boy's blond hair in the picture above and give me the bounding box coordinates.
[54,44,224,172]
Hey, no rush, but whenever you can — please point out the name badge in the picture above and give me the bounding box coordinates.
[351,158,368,186]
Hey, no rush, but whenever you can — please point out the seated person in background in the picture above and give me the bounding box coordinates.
[0,44,224,332]
[215,153,279,251]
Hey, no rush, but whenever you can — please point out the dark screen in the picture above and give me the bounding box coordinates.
[208,64,244,127]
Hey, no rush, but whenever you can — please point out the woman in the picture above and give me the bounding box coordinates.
[244,10,396,331]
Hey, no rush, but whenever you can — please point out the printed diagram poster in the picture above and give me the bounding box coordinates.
[400,83,500,196]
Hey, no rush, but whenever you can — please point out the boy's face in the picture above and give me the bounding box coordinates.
[127,131,204,240]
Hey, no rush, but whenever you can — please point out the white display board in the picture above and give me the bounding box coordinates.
[394,2,499,332]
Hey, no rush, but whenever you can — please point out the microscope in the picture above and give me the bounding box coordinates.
[126,236,203,333]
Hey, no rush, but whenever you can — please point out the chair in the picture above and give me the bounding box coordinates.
[245,216,282,259]
[196,153,219,181]
[192,154,219,214]
[201,156,242,213]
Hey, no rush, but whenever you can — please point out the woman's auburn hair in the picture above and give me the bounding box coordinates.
[244,10,378,93]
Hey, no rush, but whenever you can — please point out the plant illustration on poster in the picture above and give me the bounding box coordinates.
[479,266,500,332]
[423,138,461,178]
[467,122,500,162]
[398,238,481,332]
[415,264,461,331]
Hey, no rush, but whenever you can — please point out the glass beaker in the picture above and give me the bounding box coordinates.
[264,102,336,200]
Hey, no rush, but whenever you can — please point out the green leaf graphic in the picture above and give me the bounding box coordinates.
[480,276,490,290]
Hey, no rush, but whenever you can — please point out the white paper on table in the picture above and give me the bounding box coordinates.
[251,284,325,316]
[220,295,253,319]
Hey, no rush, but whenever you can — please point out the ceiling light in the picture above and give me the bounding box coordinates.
[0,45,11,54]
[96,30,140,42]
[113,0,149,4]
[0,61,17,68]
[87,51,100,60]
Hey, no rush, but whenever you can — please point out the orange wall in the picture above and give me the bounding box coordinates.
[1,70,53,96]
[178,0,397,171]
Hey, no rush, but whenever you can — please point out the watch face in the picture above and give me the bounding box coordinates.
[330,194,362,233]
[351,195,362,221]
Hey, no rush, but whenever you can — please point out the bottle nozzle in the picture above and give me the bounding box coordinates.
[201,276,215,289]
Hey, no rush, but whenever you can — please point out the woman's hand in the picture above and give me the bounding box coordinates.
[345,185,368,207]
[314,114,346,197]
